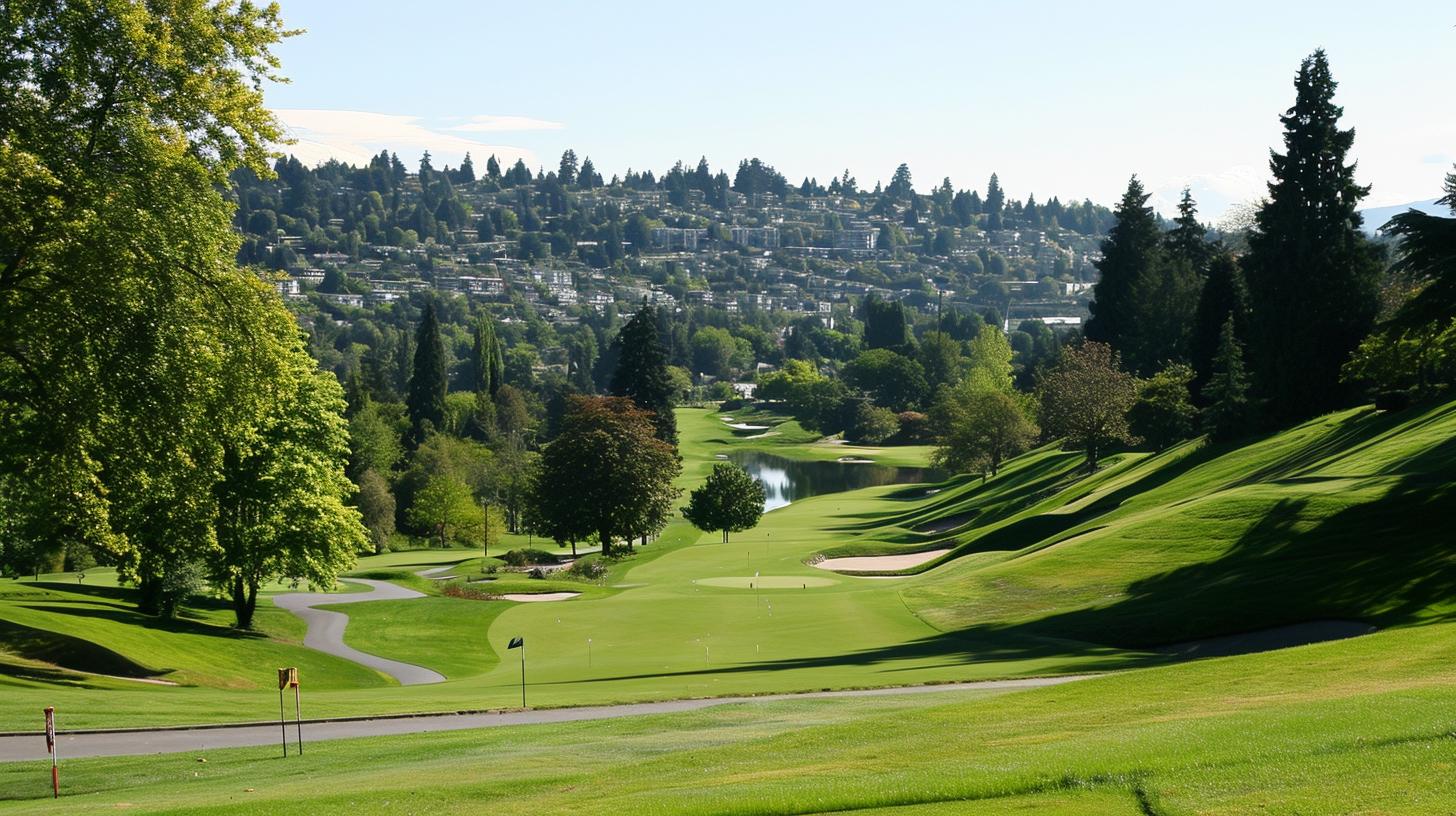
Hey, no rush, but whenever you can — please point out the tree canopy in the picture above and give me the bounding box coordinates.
[682,463,766,543]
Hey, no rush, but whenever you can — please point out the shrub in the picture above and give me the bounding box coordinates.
[500,548,558,567]
[894,411,934,443]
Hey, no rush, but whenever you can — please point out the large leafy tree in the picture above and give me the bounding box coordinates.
[1038,342,1138,471]
[407,302,447,443]
[1127,363,1198,452]
[211,342,366,629]
[844,349,928,413]
[682,464,766,544]
[930,387,1038,477]
[408,475,486,550]
[530,397,681,557]
[610,306,678,443]
[0,1,300,610]
[1243,50,1382,423]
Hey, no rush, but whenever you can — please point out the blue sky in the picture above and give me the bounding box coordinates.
[265,0,1455,219]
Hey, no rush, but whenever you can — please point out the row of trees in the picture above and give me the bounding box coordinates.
[1086,50,1385,428]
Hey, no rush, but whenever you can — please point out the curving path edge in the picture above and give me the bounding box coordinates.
[272,579,446,686]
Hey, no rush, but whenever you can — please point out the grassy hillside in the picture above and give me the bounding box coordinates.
[899,398,1456,647]
[3,620,1453,814]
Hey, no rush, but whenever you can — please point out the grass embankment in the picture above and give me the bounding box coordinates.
[3,621,1454,814]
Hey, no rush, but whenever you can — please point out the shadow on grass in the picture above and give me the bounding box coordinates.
[1007,435,1456,648]
[19,603,269,640]
[0,618,163,678]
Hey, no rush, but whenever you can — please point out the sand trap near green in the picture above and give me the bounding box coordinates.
[499,592,580,602]
[814,549,951,573]
[695,576,837,589]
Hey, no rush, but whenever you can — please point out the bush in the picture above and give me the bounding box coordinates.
[718,398,748,412]
[894,411,934,444]
[848,402,900,444]
[500,548,558,567]
[566,558,608,580]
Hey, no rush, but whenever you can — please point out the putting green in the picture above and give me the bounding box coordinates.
[695,575,837,589]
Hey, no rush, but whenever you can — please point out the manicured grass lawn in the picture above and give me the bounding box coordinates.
[4,394,1456,771]
[2,621,1454,814]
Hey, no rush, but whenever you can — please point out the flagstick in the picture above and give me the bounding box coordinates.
[520,640,527,708]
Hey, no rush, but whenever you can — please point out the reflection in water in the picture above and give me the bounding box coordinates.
[726,451,947,511]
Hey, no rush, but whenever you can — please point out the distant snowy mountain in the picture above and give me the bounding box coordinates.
[1360,198,1446,233]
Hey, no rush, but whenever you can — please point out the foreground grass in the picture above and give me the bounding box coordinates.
[2,622,1454,814]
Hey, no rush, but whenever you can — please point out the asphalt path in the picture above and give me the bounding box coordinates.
[271,579,445,687]
[0,675,1097,761]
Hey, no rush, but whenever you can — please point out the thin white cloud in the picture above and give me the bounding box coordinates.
[271,108,540,169]
[446,114,566,133]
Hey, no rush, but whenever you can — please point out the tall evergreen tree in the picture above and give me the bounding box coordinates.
[472,316,504,397]
[1165,188,1212,267]
[558,149,578,186]
[1190,253,1251,398]
[985,173,1006,230]
[1084,176,1165,372]
[406,303,447,444]
[610,306,678,443]
[1243,50,1382,422]
[1202,317,1254,441]
[485,154,501,179]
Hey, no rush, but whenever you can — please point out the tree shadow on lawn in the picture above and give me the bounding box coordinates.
[19,602,270,641]
[534,630,1151,688]
[1006,438,1456,649]
[0,617,164,678]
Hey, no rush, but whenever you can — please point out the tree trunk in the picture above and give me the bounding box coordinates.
[231,576,258,630]
[599,528,611,558]
[722,530,729,544]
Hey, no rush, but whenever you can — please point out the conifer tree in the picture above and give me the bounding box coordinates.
[1190,253,1251,398]
[985,173,1006,230]
[1202,317,1254,441]
[1084,176,1165,372]
[1243,50,1382,422]
[472,316,504,397]
[558,149,578,185]
[1165,188,1211,268]
[610,306,678,443]
[406,303,447,444]
[486,154,501,179]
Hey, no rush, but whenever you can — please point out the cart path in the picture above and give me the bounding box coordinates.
[272,578,446,687]
[0,675,1098,761]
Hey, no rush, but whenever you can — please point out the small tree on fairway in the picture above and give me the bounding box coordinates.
[409,475,484,548]
[683,464,766,543]
[1202,317,1256,442]
[530,397,681,556]
[930,386,1038,477]
[1038,342,1138,471]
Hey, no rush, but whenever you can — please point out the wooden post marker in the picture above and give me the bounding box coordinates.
[43,707,58,798]
[277,668,300,756]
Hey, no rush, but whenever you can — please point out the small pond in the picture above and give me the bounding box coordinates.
[724,451,947,511]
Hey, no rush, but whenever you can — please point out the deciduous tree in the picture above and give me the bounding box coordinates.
[682,463,766,543]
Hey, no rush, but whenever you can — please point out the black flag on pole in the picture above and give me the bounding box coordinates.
[508,636,524,649]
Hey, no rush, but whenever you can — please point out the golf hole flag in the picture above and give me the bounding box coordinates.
[509,636,527,707]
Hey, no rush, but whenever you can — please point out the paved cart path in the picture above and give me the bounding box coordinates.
[272,579,446,687]
[0,675,1097,761]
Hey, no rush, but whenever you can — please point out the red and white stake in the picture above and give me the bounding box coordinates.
[43,707,58,798]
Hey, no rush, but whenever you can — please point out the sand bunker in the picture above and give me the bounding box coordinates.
[696,576,836,589]
[724,422,770,431]
[813,548,951,573]
[499,592,580,602]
